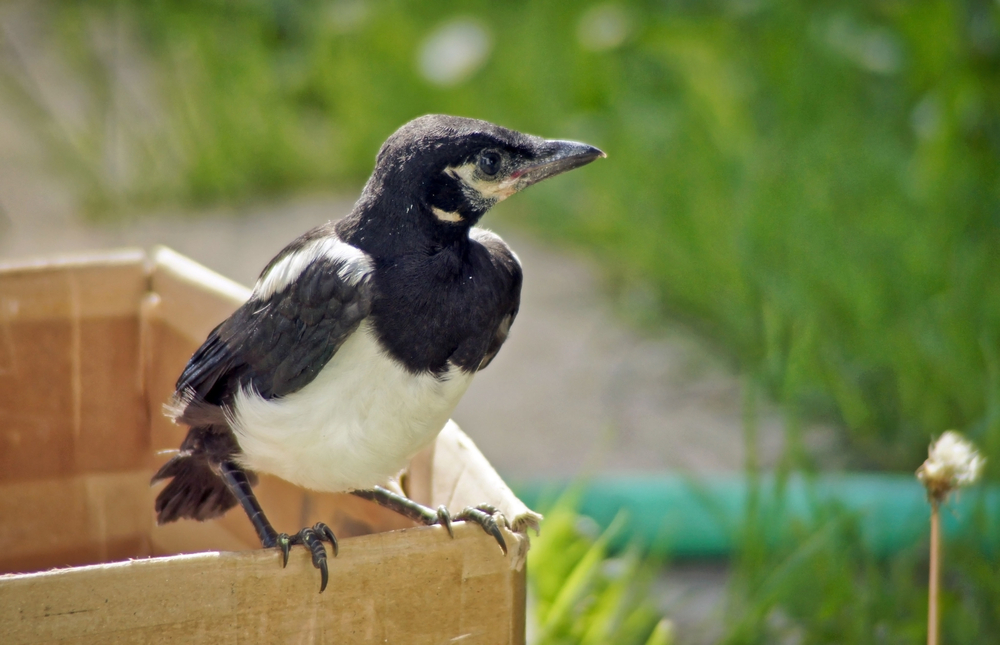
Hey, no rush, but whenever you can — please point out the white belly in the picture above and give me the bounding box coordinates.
[229,322,475,492]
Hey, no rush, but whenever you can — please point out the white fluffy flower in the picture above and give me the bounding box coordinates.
[916,431,985,501]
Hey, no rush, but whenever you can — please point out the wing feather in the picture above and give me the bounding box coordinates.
[173,243,374,420]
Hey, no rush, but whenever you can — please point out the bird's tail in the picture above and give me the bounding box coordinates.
[151,442,238,524]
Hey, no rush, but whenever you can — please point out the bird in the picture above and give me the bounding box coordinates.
[151,114,605,592]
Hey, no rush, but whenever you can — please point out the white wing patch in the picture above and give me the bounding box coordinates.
[254,235,372,301]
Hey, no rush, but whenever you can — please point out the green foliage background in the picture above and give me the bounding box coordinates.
[529,494,673,645]
[45,0,998,473]
[721,486,1000,644]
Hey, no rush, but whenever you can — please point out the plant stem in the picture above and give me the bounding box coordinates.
[928,499,940,645]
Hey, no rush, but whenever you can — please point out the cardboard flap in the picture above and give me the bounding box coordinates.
[146,245,251,342]
[407,421,542,570]
[0,250,149,483]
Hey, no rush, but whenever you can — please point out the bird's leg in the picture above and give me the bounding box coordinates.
[352,485,507,555]
[215,461,338,592]
[215,461,279,546]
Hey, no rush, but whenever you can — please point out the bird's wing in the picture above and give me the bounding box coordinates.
[174,232,374,411]
[471,228,523,371]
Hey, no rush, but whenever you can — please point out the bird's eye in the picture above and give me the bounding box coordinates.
[478,151,501,176]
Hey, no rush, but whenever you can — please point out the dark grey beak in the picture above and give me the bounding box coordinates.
[508,139,606,190]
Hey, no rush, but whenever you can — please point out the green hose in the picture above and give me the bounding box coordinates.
[511,474,1000,558]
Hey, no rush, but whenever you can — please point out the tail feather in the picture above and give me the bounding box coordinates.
[151,452,238,524]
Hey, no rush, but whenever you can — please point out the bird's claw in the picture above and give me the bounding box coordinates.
[274,522,339,592]
[277,532,291,567]
[435,505,454,538]
[454,504,507,555]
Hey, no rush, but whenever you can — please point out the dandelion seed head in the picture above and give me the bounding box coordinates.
[916,430,985,502]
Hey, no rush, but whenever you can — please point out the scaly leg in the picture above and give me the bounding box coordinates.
[352,486,507,555]
[215,461,338,592]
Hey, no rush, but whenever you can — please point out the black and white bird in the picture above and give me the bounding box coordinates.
[151,114,604,591]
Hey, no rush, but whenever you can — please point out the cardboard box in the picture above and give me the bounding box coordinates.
[0,247,536,644]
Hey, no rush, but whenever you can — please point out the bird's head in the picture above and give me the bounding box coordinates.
[348,115,604,249]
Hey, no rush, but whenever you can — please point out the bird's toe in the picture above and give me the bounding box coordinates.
[314,521,339,557]
[455,505,508,555]
[274,525,339,592]
[299,527,330,593]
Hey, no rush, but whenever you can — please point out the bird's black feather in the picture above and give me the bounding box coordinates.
[174,232,373,409]
[151,423,246,523]
[359,231,521,376]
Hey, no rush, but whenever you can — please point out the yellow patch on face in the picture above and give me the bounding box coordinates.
[447,163,519,202]
[431,206,464,223]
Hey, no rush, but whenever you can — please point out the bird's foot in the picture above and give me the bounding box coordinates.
[450,504,508,555]
[271,522,339,593]
[352,487,507,555]
[214,462,336,592]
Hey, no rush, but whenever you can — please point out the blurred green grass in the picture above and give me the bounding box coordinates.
[528,476,1000,644]
[530,489,672,645]
[29,0,1000,471]
[720,482,1000,644]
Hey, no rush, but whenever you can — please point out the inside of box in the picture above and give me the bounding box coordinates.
[0,249,416,575]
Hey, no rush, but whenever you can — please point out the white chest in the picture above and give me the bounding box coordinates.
[229,322,475,492]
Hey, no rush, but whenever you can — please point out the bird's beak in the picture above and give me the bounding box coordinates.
[505,140,606,193]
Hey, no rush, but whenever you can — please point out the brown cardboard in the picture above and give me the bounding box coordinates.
[0,248,532,644]
[0,250,149,483]
[1,524,520,644]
